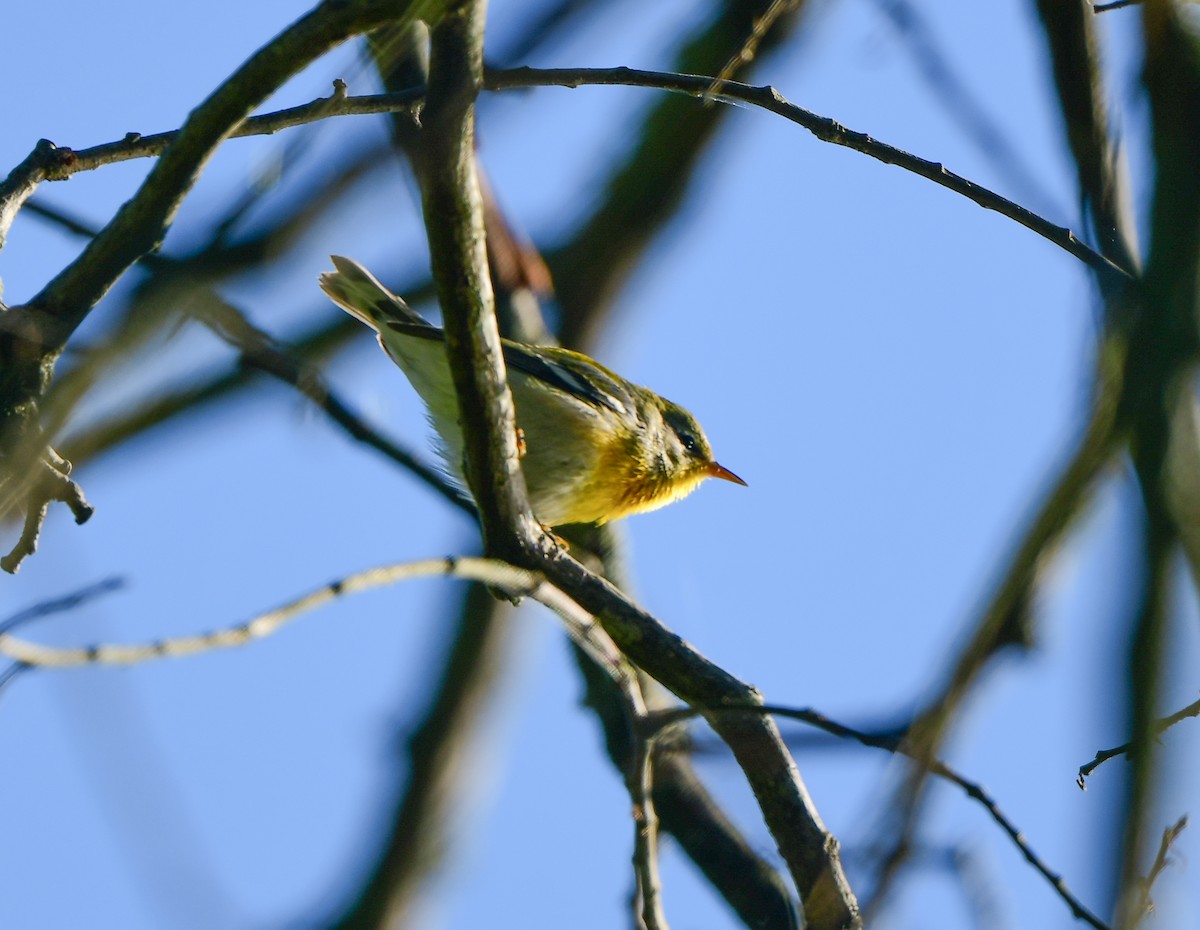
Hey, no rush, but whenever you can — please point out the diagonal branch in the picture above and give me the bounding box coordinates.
[486,66,1132,286]
[11,0,436,358]
[0,0,448,572]
[667,703,1111,930]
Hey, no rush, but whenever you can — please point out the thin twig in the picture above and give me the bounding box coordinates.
[485,66,1132,284]
[1112,8,1200,927]
[652,703,1111,930]
[629,707,668,930]
[1136,816,1187,917]
[705,0,798,101]
[1078,696,1200,787]
[0,576,124,696]
[8,70,1129,290]
[198,296,471,515]
[1093,0,1140,11]
[0,556,577,668]
[32,84,424,182]
[0,576,124,634]
[876,0,1062,216]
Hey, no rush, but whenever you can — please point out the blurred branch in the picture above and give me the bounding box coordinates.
[11,0,434,357]
[657,702,1110,930]
[851,0,1150,911]
[707,0,799,95]
[25,195,466,515]
[1033,0,1139,278]
[0,576,125,695]
[0,0,440,572]
[865,0,1149,905]
[328,580,512,930]
[1113,8,1200,925]
[541,0,806,347]
[1134,816,1188,919]
[0,576,124,634]
[195,295,470,514]
[1077,694,1200,787]
[873,0,1062,216]
[1093,0,1140,11]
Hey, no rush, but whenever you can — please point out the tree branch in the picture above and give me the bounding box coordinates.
[665,703,1111,930]
[410,8,860,923]
[486,66,1131,287]
[413,1,539,557]
[1078,695,1200,787]
[0,0,446,572]
[12,0,436,358]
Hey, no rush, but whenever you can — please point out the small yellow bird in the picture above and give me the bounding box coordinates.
[319,256,746,526]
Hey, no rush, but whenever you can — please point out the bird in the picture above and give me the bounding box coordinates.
[319,256,746,526]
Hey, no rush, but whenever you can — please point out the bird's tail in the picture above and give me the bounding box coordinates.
[318,256,429,330]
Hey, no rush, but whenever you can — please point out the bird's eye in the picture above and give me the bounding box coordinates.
[679,432,698,453]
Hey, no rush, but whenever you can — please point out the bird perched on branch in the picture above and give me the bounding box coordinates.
[319,256,745,526]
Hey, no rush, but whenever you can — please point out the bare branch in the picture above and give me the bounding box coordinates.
[194,295,471,515]
[1078,695,1200,787]
[0,0,445,573]
[413,1,540,557]
[485,66,1132,286]
[1137,816,1188,918]
[14,0,435,356]
[0,577,124,634]
[0,556,584,669]
[0,140,78,251]
[659,703,1111,930]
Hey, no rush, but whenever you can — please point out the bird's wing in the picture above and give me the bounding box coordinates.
[381,321,634,417]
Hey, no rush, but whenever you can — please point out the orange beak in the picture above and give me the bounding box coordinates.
[706,461,748,486]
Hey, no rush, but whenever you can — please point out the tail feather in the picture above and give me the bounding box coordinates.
[318,256,427,330]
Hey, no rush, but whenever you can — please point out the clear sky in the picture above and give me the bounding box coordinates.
[2,1,1197,928]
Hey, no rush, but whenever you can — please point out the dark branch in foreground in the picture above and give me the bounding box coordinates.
[0,0,436,574]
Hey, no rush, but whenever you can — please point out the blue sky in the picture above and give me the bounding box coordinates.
[2,1,1197,928]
